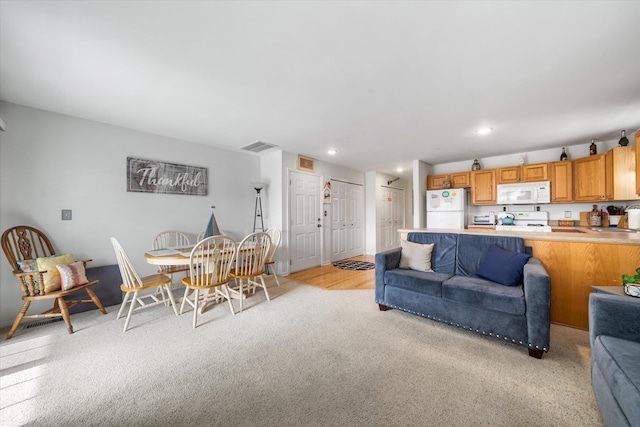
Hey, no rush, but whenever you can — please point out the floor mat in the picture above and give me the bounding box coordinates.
[332,260,375,270]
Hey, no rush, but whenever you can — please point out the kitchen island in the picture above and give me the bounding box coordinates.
[399,227,640,330]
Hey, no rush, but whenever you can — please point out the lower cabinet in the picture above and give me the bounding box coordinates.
[524,239,640,330]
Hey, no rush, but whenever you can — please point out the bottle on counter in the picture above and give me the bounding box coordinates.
[560,147,568,161]
[589,139,597,156]
[588,204,602,227]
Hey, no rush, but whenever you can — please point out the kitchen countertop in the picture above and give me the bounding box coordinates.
[399,226,640,244]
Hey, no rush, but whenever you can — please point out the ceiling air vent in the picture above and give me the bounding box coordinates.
[241,141,278,153]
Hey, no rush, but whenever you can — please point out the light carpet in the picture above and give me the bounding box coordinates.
[0,278,603,426]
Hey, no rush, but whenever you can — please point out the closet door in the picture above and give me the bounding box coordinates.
[377,186,404,252]
[330,180,364,262]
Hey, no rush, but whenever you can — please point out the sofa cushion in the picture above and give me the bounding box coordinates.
[476,244,531,286]
[442,275,525,315]
[455,234,525,277]
[399,240,434,272]
[592,335,640,426]
[407,232,458,275]
[385,269,451,297]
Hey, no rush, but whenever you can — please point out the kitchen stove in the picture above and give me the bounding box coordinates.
[495,211,552,232]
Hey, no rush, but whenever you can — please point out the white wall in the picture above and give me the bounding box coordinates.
[259,149,284,273]
[364,171,377,255]
[0,102,261,328]
[412,160,430,228]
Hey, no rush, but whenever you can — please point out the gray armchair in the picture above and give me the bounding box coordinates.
[589,293,640,427]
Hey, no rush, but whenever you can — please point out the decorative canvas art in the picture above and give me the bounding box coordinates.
[127,157,208,196]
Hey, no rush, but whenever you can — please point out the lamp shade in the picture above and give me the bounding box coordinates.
[251,182,266,191]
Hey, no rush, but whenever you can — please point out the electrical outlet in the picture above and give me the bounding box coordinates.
[61,209,72,220]
[564,211,572,218]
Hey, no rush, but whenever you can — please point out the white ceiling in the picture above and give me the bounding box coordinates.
[1,1,640,179]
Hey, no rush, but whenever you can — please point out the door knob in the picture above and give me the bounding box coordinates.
[317,224,322,228]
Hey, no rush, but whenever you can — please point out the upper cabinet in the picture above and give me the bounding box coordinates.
[450,172,471,188]
[496,166,520,184]
[426,174,448,190]
[611,145,639,200]
[522,163,548,182]
[573,153,609,201]
[550,161,573,203]
[573,146,639,202]
[496,163,548,184]
[427,172,470,190]
[471,169,496,205]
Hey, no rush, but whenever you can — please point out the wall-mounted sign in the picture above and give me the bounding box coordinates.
[127,157,208,196]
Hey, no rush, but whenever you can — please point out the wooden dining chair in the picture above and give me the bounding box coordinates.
[180,236,236,328]
[1,225,106,339]
[264,228,282,286]
[230,232,271,313]
[111,237,177,332]
[152,231,191,288]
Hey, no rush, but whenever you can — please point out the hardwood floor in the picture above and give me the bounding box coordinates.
[287,255,375,290]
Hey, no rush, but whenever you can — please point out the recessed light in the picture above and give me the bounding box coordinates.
[328,149,337,155]
[476,127,492,135]
[397,167,403,172]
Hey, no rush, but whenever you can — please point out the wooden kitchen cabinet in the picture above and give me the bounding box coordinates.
[573,153,608,201]
[573,146,639,201]
[427,174,449,190]
[610,145,639,200]
[522,163,548,182]
[427,172,470,190]
[496,166,520,184]
[450,172,470,188]
[471,169,496,204]
[525,239,640,330]
[497,163,548,184]
[550,161,573,203]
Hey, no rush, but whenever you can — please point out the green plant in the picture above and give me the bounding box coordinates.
[622,267,640,285]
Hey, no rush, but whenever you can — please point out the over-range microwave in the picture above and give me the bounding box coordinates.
[496,181,551,205]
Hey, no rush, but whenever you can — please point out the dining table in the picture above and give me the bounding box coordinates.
[144,246,194,267]
[144,243,254,310]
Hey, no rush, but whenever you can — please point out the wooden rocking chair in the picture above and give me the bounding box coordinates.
[1,226,106,339]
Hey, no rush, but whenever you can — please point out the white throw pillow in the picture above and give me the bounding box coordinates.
[399,240,434,272]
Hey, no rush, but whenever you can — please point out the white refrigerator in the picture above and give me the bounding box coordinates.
[426,188,468,229]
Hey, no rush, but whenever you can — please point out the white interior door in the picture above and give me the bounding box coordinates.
[330,180,363,262]
[289,171,321,272]
[377,186,404,252]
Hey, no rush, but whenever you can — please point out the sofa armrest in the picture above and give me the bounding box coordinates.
[523,258,551,352]
[375,248,402,303]
[589,293,640,348]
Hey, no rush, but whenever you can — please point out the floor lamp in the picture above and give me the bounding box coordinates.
[251,182,266,232]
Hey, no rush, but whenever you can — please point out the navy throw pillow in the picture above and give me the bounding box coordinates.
[476,244,531,286]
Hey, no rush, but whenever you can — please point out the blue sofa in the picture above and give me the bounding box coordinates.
[375,232,551,358]
[589,293,640,427]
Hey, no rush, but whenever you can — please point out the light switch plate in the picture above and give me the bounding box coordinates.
[564,211,572,218]
[61,209,72,220]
